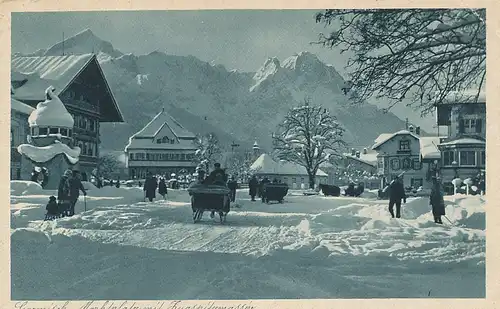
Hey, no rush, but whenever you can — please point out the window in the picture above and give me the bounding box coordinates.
[411,178,423,188]
[399,140,410,151]
[377,157,384,169]
[157,139,161,144]
[180,154,186,161]
[170,139,175,144]
[60,128,68,136]
[402,157,413,170]
[459,151,476,166]
[68,129,72,137]
[89,119,95,132]
[162,137,168,143]
[129,153,134,161]
[442,151,455,166]
[480,151,486,166]
[39,128,48,135]
[49,128,59,134]
[412,158,422,170]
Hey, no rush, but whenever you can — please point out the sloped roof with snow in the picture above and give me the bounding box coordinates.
[11,97,35,115]
[344,152,378,167]
[372,130,420,150]
[11,54,94,101]
[125,109,197,151]
[439,89,486,105]
[419,136,443,160]
[439,137,486,147]
[250,153,328,177]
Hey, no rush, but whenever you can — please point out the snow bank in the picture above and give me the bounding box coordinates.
[18,142,81,164]
[10,181,45,196]
[28,86,74,128]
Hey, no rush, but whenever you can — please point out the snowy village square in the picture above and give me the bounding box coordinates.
[10,10,485,299]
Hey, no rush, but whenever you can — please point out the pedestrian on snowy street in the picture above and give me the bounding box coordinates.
[388,175,406,218]
[68,170,87,216]
[57,169,72,216]
[143,172,158,202]
[227,176,238,202]
[429,177,445,224]
[158,178,168,200]
[248,175,259,201]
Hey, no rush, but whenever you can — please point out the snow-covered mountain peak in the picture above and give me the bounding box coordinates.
[43,28,123,58]
[282,51,324,72]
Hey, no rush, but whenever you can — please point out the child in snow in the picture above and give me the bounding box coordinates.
[45,196,59,220]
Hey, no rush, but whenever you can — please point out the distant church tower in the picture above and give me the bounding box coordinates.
[252,140,261,160]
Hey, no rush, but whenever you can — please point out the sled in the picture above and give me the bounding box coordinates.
[188,183,231,224]
[261,183,288,204]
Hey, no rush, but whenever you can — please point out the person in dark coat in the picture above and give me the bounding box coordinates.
[158,178,168,200]
[45,196,59,220]
[189,170,206,213]
[258,177,271,201]
[143,173,158,202]
[206,163,228,185]
[429,178,445,224]
[57,169,72,216]
[344,183,356,197]
[248,175,259,201]
[227,176,238,202]
[68,170,87,216]
[116,177,120,188]
[388,176,406,218]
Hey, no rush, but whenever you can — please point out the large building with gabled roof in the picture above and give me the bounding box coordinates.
[10,53,124,180]
[124,109,198,179]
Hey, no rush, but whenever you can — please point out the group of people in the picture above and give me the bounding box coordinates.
[248,176,284,201]
[45,169,87,220]
[143,174,169,202]
[385,175,445,224]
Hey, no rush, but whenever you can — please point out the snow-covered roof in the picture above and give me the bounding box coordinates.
[17,141,81,164]
[439,137,486,147]
[372,130,420,150]
[250,153,328,177]
[440,90,486,105]
[344,151,378,167]
[125,109,197,151]
[28,87,74,128]
[11,54,94,101]
[419,136,443,160]
[11,97,35,115]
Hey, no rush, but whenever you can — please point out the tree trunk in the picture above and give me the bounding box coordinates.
[308,173,315,189]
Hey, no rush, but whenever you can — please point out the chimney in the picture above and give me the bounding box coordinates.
[408,125,414,133]
[415,126,420,135]
[356,151,360,158]
[351,148,356,156]
[363,148,367,155]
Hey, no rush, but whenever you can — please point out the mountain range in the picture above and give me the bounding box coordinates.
[12,28,415,153]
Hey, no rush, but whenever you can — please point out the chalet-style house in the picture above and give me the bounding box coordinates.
[124,109,198,179]
[10,98,35,179]
[372,128,429,190]
[250,153,328,189]
[341,148,378,189]
[434,90,486,183]
[10,53,124,180]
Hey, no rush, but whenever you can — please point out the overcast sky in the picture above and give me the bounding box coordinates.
[12,10,353,74]
[11,10,435,129]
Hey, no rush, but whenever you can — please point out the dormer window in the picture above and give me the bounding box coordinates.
[157,139,161,144]
[399,140,410,151]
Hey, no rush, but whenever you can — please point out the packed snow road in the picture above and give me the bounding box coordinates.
[10,182,485,300]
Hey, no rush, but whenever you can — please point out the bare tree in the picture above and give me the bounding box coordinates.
[314,9,486,114]
[97,154,121,179]
[225,150,255,181]
[193,133,222,173]
[272,99,346,189]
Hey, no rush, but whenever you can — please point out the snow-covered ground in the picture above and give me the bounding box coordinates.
[10,181,485,300]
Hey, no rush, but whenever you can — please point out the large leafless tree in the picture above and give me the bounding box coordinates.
[272,100,346,189]
[314,9,486,114]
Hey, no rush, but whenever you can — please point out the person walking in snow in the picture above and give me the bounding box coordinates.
[248,175,259,201]
[143,172,158,202]
[57,169,72,216]
[429,177,445,224]
[388,175,406,218]
[227,176,238,202]
[45,196,59,220]
[158,178,168,200]
[68,170,87,216]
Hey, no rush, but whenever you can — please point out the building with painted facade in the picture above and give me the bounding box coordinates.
[434,90,486,184]
[124,109,198,179]
[10,53,124,180]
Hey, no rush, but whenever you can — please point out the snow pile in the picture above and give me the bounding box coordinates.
[10,181,45,196]
[18,141,81,164]
[28,86,74,128]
